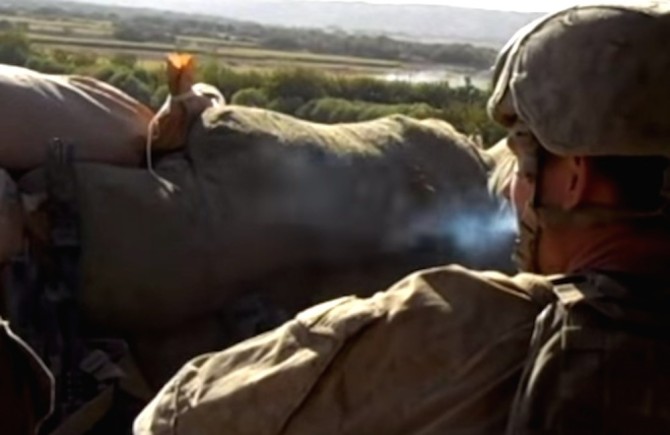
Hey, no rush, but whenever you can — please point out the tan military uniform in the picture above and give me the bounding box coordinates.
[507,272,670,435]
[134,266,553,435]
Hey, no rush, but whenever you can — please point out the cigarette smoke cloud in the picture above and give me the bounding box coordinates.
[385,191,518,270]
[448,202,518,254]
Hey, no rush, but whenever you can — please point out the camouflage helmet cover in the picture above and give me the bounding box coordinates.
[488,1,670,157]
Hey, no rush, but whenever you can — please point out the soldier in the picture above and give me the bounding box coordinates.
[134,2,670,434]
[489,2,670,433]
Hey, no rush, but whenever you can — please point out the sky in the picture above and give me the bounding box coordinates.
[83,0,582,14]
[305,0,580,12]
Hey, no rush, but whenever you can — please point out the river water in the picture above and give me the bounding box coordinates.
[379,67,492,89]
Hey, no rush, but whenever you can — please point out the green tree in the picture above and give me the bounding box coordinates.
[0,29,31,66]
[231,88,270,108]
[131,67,157,88]
[216,67,266,101]
[51,49,70,65]
[337,76,392,104]
[268,96,305,115]
[91,64,118,82]
[266,68,327,101]
[151,84,169,110]
[107,70,153,105]
[24,55,70,74]
[110,53,138,69]
[198,59,220,86]
[0,20,13,31]
[70,52,98,69]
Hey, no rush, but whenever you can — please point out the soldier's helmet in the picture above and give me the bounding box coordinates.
[488,1,670,159]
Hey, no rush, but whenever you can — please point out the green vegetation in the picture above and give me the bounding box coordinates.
[111,16,497,69]
[0,0,506,146]
[27,33,403,72]
[2,1,496,70]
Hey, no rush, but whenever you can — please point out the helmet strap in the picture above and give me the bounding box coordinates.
[512,151,670,273]
[513,146,544,273]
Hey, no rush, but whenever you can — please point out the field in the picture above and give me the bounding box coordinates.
[27,33,403,72]
[0,4,503,160]
[2,13,409,75]
[0,11,488,81]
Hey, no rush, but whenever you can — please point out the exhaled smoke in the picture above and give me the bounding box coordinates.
[388,198,518,269]
[448,202,518,253]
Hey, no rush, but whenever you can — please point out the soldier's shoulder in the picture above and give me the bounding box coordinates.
[380,264,553,316]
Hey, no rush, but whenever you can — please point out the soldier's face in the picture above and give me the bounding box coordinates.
[506,140,535,216]
[508,144,585,273]
[509,153,576,215]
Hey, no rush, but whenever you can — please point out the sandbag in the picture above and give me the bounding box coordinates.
[0,169,22,264]
[0,64,153,170]
[71,106,507,332]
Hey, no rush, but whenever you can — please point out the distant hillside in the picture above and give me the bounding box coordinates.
[56,0,540,46]
[2,0,506,70]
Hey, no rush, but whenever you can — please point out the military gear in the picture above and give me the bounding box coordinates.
[488,2,670,158]
[484,5,670,422]
[507,272,670,435]
[134,266,553,435]
[5,141,150,435]
[487,2,670,272]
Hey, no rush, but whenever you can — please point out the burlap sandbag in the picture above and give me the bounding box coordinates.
[73,106,502,332]
[0,64,153,170]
